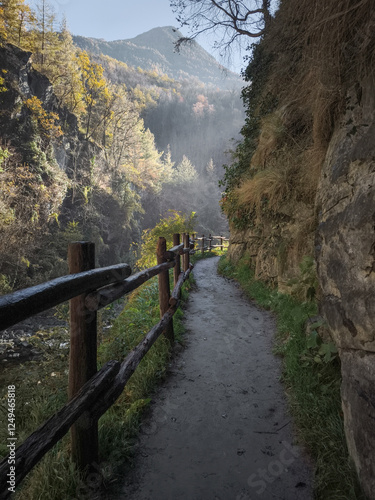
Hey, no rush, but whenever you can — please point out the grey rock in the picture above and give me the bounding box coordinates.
[340,350,375,499]
[316,74,375,498]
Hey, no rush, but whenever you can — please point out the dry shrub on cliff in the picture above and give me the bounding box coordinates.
[242,0,375,225]
[265,0,374,151]
[236,147,300,215]
[250,112,285,169]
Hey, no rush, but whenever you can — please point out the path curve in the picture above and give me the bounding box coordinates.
[116,257,312,500]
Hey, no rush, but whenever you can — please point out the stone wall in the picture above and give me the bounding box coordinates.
[316,75,375,499]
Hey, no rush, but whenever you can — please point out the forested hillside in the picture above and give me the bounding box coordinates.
[0,0,243,293]
[72,26,242,89]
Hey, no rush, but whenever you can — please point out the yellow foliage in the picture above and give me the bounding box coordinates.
[0,7,7,42]
[76,50,113,137]
[24,96,62,140]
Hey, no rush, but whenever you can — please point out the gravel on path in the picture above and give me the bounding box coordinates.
[115,256,313,500]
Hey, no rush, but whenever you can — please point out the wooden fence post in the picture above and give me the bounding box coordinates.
[68,242,98,471]
[183,233,190,272]
[220,235,223,251]
[157,237,174,343]
[208,234,212,253]
[201,234,205,256]
[192,233,196,251]
[173,233,181,288]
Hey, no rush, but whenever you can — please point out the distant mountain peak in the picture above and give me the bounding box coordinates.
[73,27,241,89]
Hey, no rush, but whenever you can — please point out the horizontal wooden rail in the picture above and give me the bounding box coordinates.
[90,265,193,420]
[168,243,184,254]
[193,237,229,241]
[0,360,120,498]
[85,261,175,312]
[169,265,193,307]
[0,264,131,331]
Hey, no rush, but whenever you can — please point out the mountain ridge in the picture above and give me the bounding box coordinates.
[73,26,242,90]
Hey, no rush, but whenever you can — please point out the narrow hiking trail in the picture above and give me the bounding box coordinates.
[116,257,313,500]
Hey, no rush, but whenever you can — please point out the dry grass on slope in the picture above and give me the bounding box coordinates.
[237,0,375,222]
[266,0,375,150]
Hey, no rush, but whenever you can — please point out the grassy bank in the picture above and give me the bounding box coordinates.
[0,273,194,499]
[218,255,365,500]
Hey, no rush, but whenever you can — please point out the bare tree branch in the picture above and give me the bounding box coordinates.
[171,0,272,53]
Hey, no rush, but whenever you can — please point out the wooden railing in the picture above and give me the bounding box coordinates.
[0,233,199,498]
[191,233,229,254]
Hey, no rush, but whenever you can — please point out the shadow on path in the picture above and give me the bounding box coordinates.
[116,257,313,500]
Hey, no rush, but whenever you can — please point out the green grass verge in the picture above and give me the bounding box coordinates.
[217,255,366,500]
[0,273,194,499]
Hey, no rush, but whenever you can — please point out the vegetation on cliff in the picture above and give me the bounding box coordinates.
[221,0,374,288]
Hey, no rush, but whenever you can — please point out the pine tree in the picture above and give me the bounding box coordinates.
[33,0,60,70]
[48,18,84,114]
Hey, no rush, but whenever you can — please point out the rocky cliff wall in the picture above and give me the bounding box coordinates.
[0,43,102,181]
[316,74,375,498]
[227,73,375,498]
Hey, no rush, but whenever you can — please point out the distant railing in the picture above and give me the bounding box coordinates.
[191,233,229,254]
[0,233,201,498]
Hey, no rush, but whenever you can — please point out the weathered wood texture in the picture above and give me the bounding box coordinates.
[68,242,98,469]
[169,265,193,307]
[0,361,120,499]
[0,263,131,331]
[157,237,174,343]
[208,234,212,252]
[183,233,190,272]
[91,265,193,420]
[91,308,174,420]
[85,262,175,312]
[168,242,184,255]
[173,234,181,288]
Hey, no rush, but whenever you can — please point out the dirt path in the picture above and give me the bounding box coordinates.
[115,257,313,500]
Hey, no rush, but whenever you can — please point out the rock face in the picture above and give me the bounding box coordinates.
[316,74,375,499]
[228,207,315,291]
[0,43,101,178]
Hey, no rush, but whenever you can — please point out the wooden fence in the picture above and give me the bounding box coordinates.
[0,233,203,498]
[191,234,229,254]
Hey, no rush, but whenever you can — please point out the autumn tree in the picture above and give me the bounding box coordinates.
[24,95,62,141]
[41,19,84,114]
[0,0,35,47]
[77,50,113,139]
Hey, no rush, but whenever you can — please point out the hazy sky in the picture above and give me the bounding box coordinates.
[37,0,246,72]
